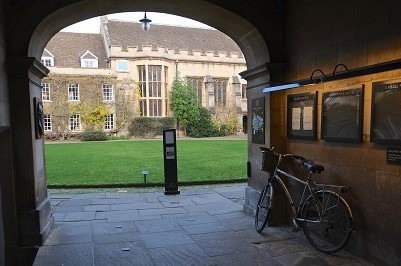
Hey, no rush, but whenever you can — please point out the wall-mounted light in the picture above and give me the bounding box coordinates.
[263,68,325,93]
[263,59,401,93]
[140,12,151,32]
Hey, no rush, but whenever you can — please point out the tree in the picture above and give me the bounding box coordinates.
[169,78,200,134]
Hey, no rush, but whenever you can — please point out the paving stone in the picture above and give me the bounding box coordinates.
[105,192,144,200]
[214,212,254,231]
[44,223,93,245]
[182,221,228,235]
[94,242,154,266]
[213,186,246,199]
[134,218,181,233]
[183,202,240,213]
[91,198,143,205]
[92,221,138,235]
[84,204,110,212]
[95,210,138,220]
[52,212,66,222]
[191,193,233,205]
[35,185,372,266]
[108,214,161,223]
[74,193,106,199]
[159,198,196,207]
[93,231,141,244]
[54,205,86,213]
[138,207,187,216]
[63,211,96,222]
[140,231,194,249]
[211,247,280,266]
[149,243,214,266]
[110,202,164,211]
[234,228,294,245]
[190,230,255,257]
[62,199,92,206]
[33,243,93,266]
[50,194,76,200]
[179,188,215,196]
[172,213,219,226]
[253,238,311,257]
[273,250,374,266]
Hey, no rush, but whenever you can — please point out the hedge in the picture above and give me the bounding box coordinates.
[128,117,176,138]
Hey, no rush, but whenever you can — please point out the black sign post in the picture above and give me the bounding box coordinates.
[163,129,180,195]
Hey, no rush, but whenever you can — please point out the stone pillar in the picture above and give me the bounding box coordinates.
[240,62,290,225]
[204,75,214,111]
[231,76,242,111]
[7,57,53,264]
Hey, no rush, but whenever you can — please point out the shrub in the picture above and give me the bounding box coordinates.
[128,117,176,138]
[186,107,231,138]
[81,130,108,141]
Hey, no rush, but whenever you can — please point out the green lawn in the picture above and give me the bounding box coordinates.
[45,139,247,187]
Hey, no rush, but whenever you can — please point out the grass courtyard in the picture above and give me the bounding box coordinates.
[45,138,247,187]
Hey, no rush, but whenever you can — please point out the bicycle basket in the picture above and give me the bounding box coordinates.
[261,149,279,173]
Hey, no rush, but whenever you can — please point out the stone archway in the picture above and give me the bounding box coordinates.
[3,1,283,264]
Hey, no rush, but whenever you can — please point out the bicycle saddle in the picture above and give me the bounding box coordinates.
[302,160,324,174]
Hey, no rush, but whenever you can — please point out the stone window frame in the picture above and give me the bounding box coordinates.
[68,83,80,101]
[117,59,129,72]
[102,84,114,102]
[213,78,228,107]
[187,76,203,104]
[104,114,114,130]
[138,64,164,117]
[69,114,81,131]
[41,83,51,101]
[43,114,52,131]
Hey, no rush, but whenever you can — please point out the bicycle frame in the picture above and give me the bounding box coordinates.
[270,155,349,225]
[272,169,311,221]
[269,153,324,225]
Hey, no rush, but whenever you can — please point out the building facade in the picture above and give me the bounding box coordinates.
[41,17,248,138]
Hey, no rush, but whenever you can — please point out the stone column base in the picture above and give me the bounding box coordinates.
[243,185,291,226]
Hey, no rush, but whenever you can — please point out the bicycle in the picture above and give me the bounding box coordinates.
[255,147,353,253]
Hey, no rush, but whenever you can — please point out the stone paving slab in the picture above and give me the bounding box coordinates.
[33,184,373,266]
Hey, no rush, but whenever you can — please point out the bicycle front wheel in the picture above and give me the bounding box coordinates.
[302,191,353,253]
[255,182,273,232]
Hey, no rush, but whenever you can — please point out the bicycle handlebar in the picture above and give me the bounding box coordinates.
[260,147,324,174]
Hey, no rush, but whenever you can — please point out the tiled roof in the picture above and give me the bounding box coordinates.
[43,32,108,68]
[105,20,243,55]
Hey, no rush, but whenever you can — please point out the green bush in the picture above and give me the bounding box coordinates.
[81,130,108,141]
[187,107,230,138]
[128,117,176,138]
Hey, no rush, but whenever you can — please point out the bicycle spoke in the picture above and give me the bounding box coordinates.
[302,192,353,253]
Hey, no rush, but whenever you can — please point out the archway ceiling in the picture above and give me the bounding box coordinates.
[5,0,285,69]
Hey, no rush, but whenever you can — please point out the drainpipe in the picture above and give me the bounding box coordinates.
[175,59,179,79]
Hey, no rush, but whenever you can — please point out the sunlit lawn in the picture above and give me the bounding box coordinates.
[45,139,247,187]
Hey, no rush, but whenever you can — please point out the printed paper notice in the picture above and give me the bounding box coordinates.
[303,106,313,130]
[292,107,301,130]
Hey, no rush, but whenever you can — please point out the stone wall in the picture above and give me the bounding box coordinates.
[270,71,401,265]
[245,1,401,265]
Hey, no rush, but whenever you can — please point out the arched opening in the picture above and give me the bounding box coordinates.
[4,1,273,264]
[26,0,270,68]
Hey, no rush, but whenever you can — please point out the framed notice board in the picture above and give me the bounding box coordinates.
[321,87,364,143]
[371,79,401,145]
[287,92,317,140]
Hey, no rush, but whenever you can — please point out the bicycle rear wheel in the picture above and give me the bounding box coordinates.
[302,191,353,253]
[255,182,273,232]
